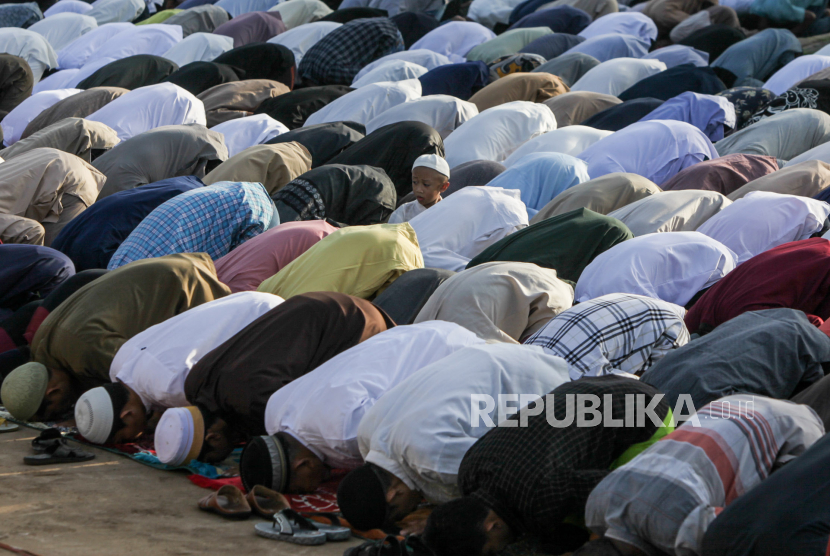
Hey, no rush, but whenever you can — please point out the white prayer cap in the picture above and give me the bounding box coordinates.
[413,153,450,179]
[155,406,204,467]
[1,362,48,421]
[75,387,114,444]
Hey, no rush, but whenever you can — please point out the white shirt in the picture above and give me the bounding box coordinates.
[267,21,341,66]
[571,58,666,97]
[0,28,58,83]
[111,292,283,411]
[567,33,651,63]
[83,23,183,68]
[409,186,528,271]
[388,199,428,224]
[357,343,569,503]
[86,82,207,141]
[267,0,332,30]
[763,54,830,95]
[162,32,234,68]
[1,88,81,146]
[33,68,80,93]
[577,120,719,186]
[45,0,94,16]
[88,0,144,24]
[467,0,524,28]
[578,12,658,42]
[786,139,830,166]
[353,49,452,82]
[410,21,495,63]
[214,0,279,17]
[365,95,478,138]
[575,231,738,306]
[28,12,97,52]
[56,22,133,69]
[211,114,289,157]
[265,321,485,470]
[503,126,612,167]
[607,190,732,236]
[697,191,830,264]
[351,60,428,88]
[444,101,557,168]
[303,79,422,128]
[642,45,709,68]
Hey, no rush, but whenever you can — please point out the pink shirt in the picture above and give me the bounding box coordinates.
[215,220,337,292]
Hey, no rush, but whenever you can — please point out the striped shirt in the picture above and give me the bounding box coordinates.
[524,293,689,381]
[585,395,825,556]
[108,182,274,270]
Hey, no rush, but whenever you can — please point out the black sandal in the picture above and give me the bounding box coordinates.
[24,438,95,466]
[31,428,62,452]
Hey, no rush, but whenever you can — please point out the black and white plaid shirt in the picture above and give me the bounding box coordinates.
[524,293,689,380]
[298,18,405,85]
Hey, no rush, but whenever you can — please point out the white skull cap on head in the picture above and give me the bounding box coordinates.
[413,153,450,178]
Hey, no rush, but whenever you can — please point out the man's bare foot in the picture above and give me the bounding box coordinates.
[791,9,817,35]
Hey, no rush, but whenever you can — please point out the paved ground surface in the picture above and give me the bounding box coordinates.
[0,426,362,556]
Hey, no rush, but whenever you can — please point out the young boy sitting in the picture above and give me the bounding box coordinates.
[388,154,451,224]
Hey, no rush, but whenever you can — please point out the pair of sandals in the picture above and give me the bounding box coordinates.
[198,484,284,519]
[198,485,351,545]
[24,428,95,466]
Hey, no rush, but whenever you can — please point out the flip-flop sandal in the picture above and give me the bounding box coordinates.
[198,485,252,519]
[245,485,290,518]
[23,439,95,465]
[31,428,62,451]
[255,509,327,545]
[279,509,350,541]
[0,419,19,433]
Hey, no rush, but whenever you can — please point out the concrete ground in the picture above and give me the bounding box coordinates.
[0,426,362,556]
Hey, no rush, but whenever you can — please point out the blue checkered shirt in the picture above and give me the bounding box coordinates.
[298,17,405,85]
[107,182,274,270]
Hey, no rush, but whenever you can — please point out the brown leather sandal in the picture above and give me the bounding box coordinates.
[198,485,252,519]
[245,485,290,518]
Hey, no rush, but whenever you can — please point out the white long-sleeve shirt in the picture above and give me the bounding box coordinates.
[111,291,283,412]
[408,186,528,272]
[357,343,570,503]
[265,321,485,470]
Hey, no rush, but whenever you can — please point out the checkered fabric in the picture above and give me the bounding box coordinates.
[107,182,274,269]
[524,293,689,380]
[462,375,671,551]
[298,17,405,85]
[273,178,326,220]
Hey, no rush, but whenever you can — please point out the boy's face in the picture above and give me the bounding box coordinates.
[412,166,450,208]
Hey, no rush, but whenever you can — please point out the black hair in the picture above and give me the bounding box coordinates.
[103,382,130,442]
[422,497,490,556]
[571,538,626,556]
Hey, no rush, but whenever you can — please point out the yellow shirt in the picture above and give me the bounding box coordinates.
[257,223,424,300]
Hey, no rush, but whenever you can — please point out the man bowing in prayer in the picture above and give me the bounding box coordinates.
[238,321,484,495]
[0,254,230,423]
[335,343,569,532]
[143,292,395,464]
[423,376,674,556]
[72,291,284,447]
